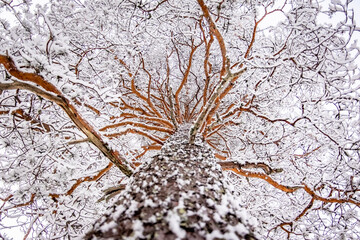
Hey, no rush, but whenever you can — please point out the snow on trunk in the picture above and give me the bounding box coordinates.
[85,127,257,239]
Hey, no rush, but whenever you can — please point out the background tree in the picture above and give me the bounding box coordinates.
[0,0,359,239]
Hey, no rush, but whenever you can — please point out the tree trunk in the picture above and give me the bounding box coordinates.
[85,129,257,239]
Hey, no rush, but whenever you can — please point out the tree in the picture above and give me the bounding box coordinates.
[0,0,359,239]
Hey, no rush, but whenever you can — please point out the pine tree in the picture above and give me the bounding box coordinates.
[0,0,359,239]
[86,127,257,239]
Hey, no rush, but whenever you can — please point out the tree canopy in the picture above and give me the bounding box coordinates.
[0,0,359,239]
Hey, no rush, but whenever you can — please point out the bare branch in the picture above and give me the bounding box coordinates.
[189,64,246,143]
[197,0,227,77]
[0,81,133,176]
[218,161,283,175]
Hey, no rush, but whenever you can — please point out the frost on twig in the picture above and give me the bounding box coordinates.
[189,60,246,144]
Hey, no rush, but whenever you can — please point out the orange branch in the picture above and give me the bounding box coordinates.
[294,198,315,221]
[214,153,227,160]
[100,121,173,134]
[0,195,13,208]
[199,17,214,109]
[203,37,214,108]
[130,77,164,118]
[270,198,315,237]
[12,108,51,132]
[23,216,38,240]
[220,103,236,119]
[224,168,300,193]
[0,110,10,115]
[219,161,283,175]
[244,20,258,59]
[216,131,231,157]
[0,55,61,95]
[132,144,162,163]
[174,42,200,122]
[197,0,227,77]
[0,66,133,176]
[3,193,36,211]
[206,139,229,156]
[206,123,224,138]
[131,77,148,102]
[224,168,360,207]
[202,6,286,129]
[294,146,321,158]
[141,60,164,119]
[119,98,152,117]
[222,106,302,127]
[73,98,101,115]
[49,162,113,199]
[2,163,114,212]
[303,184,360,207]
[244,4,286,59]
[202,75,240,135]
[188,94,204,121]
[116,57,133,78]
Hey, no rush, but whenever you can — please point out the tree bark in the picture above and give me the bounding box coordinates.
[85,128,257,239]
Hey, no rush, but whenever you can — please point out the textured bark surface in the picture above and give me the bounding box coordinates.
[85,129,257,239]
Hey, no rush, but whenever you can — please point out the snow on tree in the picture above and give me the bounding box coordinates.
[0,0,359,239]
[85,126,257,239]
